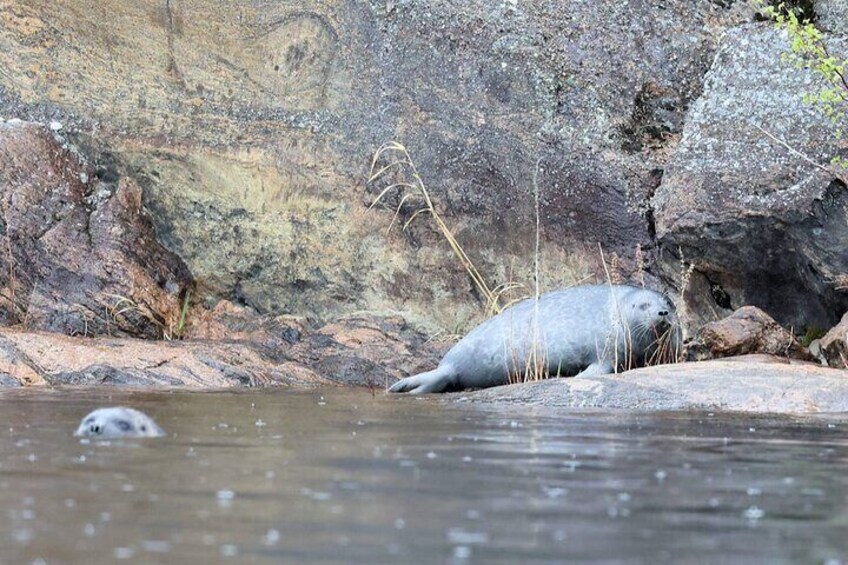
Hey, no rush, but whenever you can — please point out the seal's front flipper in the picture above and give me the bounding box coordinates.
[574,361,613,378]
[388,366,454,394]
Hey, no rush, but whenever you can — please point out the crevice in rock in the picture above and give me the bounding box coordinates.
[643,168,663,244]
[704,275,733,309]
[619,82,684,154]
[753,0,817,21]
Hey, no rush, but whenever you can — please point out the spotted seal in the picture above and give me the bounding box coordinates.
[74,407,165,438]
[390,284,678,393]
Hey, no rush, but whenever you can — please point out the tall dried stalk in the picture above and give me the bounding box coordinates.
[368,142,506,313]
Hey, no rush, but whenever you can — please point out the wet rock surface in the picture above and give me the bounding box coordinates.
[687,306,813,361]
[458,356,848,413]
[285,313,447,387]
[653,25,848,331]
[0,121,192,339]
[0,310,443,389]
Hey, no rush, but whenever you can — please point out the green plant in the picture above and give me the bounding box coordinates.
[799,325,826,347]
[760,1,848,165]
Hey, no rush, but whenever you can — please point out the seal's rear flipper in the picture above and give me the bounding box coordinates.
[388,366,454,394]
[573,361,613,378]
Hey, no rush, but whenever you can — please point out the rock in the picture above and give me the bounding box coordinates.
[808,338,829,365]
[0,311,443,389]
[0,1,747,333]
[457,356,848,413]
[688,306,813,361]
[817,0,848,34]
[0,334,44,386]
[820,311,848,368]
[653,25,848,332]
[0,121,192,338]
[184,301,444,386]
[182,299,309,360]
[284,313,446,387]
[0,326,329,388]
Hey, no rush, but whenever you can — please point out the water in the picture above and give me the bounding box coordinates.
[0,388,846,564]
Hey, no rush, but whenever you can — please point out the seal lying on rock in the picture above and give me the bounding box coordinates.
[389,284,679,393]
[74,407,165,438]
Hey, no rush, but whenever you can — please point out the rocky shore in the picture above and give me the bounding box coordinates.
[457,355,848,413]
[0,2,846,413]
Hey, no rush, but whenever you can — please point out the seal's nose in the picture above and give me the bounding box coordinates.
[90,424,101,434]
[658,310,669,317]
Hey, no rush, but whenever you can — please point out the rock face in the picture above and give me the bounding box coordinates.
[689,306,813,361]
[459,356,848,413]
[0,121,192,338]
[820,311,848,368]
[0,1,747,332]
[653,25,848,332]
[817,0,848,34]
[1,2,844,374]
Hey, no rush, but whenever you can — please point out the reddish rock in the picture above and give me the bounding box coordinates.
[690,306,812,361]
[0,309,444,389]
[0,121,192,338]
[182,300,309,359]
[820,312,848,369]
[285,313,447,387]
[185,302,445,387]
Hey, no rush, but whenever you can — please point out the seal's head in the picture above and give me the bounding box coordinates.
[74,407,165,438]
[621,287,680,364]
[625,288,676,330]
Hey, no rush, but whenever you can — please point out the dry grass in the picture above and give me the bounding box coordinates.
[1,196,16,323]
[635,244,646,288]
[676,252,697,341]
[368,142,508,314]
[103,293,173,339]
[174,289,192,338]
[523,158,546,382]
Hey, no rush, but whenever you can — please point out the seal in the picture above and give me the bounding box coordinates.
[389,284,678,393]
[74,407,165,438]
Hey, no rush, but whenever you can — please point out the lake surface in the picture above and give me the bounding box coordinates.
[0,388,846,564]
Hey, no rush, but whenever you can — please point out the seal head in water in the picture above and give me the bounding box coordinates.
[389,284,678,394]
[74,407,165,438]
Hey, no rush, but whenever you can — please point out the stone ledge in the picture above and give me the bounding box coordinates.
[454,355,848,413]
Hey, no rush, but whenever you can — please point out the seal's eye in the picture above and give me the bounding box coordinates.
[639,303,650,311]
[115,420,133,432]
[84,417,95,425]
